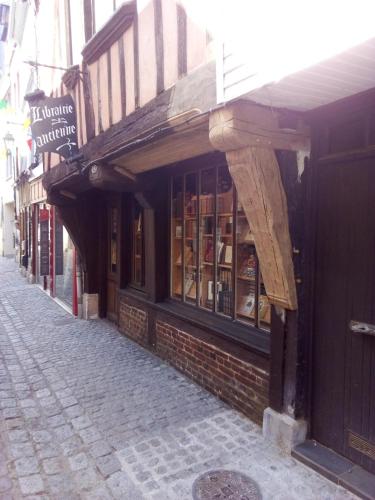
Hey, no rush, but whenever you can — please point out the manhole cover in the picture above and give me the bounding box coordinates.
[192,470,262,500]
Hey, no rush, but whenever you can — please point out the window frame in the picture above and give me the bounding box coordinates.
[169,163,270,333]
[130,196,145,290]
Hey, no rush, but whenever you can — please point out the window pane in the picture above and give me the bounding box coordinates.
[110,207,117,274]
[184,173,197,304]
[171,177,183,298]
[236,201,256,324]
[69,0,85,64]
[259,270,271,329]
[94,0,114,33]
[199,168,215,310]
[132,200,144,286]
[216,165,233,316]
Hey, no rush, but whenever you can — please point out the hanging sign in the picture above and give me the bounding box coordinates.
[28,94,79,159]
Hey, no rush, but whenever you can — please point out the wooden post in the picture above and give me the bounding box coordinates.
[72,246,78,316]
[49,206,55,297]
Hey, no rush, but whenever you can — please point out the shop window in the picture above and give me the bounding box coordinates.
[131,199,145,288]
[109,207,118,274]
[170,165,270,331]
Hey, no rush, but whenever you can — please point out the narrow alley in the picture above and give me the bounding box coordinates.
[0,257,357,499]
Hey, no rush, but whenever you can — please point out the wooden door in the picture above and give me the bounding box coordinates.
[107,202,120,322]
[312,156,375,473]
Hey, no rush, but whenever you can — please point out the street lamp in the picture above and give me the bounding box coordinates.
[3,131,14,152]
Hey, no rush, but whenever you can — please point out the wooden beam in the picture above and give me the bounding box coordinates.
[153,0,164,95]
[177,4,187,77]
[118,36,126,119]
[210,101,310,153]
[226,145,297,310]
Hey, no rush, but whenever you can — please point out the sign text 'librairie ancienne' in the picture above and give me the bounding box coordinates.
[29,94,79,160]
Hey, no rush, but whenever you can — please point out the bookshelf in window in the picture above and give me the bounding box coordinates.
[170,166,270,332]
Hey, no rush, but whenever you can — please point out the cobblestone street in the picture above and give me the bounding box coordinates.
[0,257,357,499]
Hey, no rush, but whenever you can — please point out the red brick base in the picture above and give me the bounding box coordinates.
[119,301,148,346]
[155,321,268,424]
[118,294,269,425]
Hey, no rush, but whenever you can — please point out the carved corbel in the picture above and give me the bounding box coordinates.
[209,101,308,310]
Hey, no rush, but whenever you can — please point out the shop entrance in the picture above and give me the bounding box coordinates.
[312,155,375,473]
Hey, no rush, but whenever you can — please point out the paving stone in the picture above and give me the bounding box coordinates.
[79,427,102,444]
[89,440,112,458]
[71,415,92,430]
[8,429,28,442]
[32,430,52,443]
[95,454,121,478]
[68,452,89,471]
[15,456,40,476]
[18,474,44,495]
[47,414,66,428]
[42,457,63,475]
[53,424,74,442]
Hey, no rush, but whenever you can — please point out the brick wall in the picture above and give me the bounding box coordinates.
[118,301,148,346]
[118,294,269,425]
[155,320,269,425]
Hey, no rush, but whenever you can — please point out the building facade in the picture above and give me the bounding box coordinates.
[2,0,374,495]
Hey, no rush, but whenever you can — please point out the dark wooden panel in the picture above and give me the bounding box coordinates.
[312,156,375,474]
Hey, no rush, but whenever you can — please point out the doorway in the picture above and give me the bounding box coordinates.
[312,155,375,474]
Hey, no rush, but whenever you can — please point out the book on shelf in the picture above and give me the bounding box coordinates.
[224,245,232,264]
[184,244,194,265]
[238,293,255,317]
[185,195,197,215]
[175,225,182,238]
[204,239,214,262]
[207,280,214,301]
[200,194,214,215]
[185,219,196,238]
[185,278,196,298]
[203,216,213,235]
[238,254,256,279]
[175,251,182,265]
[218,289,232,315]
[217,241,225,263]
[218,190,233,213]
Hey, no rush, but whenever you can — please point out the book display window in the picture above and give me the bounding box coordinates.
[109,207,118,274]
[170,165,270,331]
[132,199,144,287]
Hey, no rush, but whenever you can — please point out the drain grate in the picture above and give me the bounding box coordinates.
[192,470,262,500]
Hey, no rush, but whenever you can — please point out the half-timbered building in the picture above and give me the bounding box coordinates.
[6,1,375,495]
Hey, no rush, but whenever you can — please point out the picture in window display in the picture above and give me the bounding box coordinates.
[170,166,270,331]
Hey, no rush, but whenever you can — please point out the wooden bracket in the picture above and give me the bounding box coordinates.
[209,101,303,310]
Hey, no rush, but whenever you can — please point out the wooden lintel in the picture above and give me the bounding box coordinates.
[209,101,310,153]
[226,146,297,310]
[59,190,77,200]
